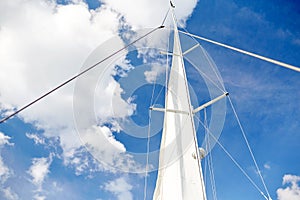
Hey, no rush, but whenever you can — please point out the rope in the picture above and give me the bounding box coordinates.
[204,109,218,200]
[228,96,271,200]
[194,114,269,200]
[180,31,300,73]
[143,9,171,199]
[184,56,226,94]
[160,8,170,27]
[184,56,226,93]
[176,26,226,94]
[180,27,273,200]
[0,26,164,124]
[143,47,160,200]
[200,45,225,90]
[179,26,225,92]
[143,108,153,200]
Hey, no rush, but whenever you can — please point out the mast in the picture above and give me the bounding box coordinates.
[152,2,207,200]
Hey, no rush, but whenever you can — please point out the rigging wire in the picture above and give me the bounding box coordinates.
[201,110,209,199]
[143,9,171,200]
[160,8,170,27]
[194,114,270,200]
[179,22,222,199]
[143,109,154,200]
[143,38,164,200]
[200,44,225,90]
[180,31,300,73]
[184,56,226,93]
[227,96,272,200]
[180,25,274,199]
[170,23,226,94]
[179,25,273,199]
[178,26,226,93]
[0,26,165,124]
[204,109,218,200]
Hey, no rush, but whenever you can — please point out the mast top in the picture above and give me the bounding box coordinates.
[170,1,175,8]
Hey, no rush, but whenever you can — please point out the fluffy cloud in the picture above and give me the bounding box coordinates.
[0,156,10,183]
[0,132,17,199]
[26,133,46,145]
[33,194,46,200]
[0,0,199,179]
[0,0,124,171]
[0,132,13,147]
[0,132,13,183]
[27,155,53,190]
[0,0,199,198]
[0,0,120,124]
[264,163,271,170]
[277,174,300,200]
[103,177,133,200]
[1,187,19,200]
[102,0,198,28]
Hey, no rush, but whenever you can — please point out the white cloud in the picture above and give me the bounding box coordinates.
[93,73,137,125]
[103,177,133,200]
[277,174,300,200]
[0,0,200,199]
[264,163,271,170]
[0,156,10,183]
[293,38,300,46]
[27,155,53,190]
[0,0,199,177]
[102,0,199,28]
[1,187,19,200]
[0,132,13,183]
[33,194,46,200]
[0,132,13,147]
[0,0,120,126]
[144,63,166,83]
[26,133,45,145]
[0,132,16,198]
[0,0,124,172]
[78,125,143,173]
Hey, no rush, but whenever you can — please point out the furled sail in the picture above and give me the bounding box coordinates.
[152,9,206,200]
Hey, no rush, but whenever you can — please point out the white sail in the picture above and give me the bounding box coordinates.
[153,9,206,200]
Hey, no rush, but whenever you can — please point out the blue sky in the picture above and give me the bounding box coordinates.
[0,0,299,200]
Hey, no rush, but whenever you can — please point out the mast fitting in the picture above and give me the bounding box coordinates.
[193,92,229,114]
[170,1,175,8]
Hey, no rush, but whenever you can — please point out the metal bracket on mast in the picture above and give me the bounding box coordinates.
[193,92,229,114]
[160,51,181,57]
[183,44,200,55]
[149,107,189,115]
[160,44,200,57]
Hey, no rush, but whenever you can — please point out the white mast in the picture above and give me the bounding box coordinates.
[152,3,207,200]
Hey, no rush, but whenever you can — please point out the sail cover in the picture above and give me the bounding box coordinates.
[153,15,206,200]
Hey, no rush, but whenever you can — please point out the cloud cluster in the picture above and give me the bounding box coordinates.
[0,0,199,164]
[103,177,133,200]
[27,156,53,189]
[277,174,300,200]
[0,0,199,198]
[27,154,54,200]
[102,0,198,28]
[0,0,123,170]
[0,132,18,200]
[26,133,46,145]
[1,187,18,200]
